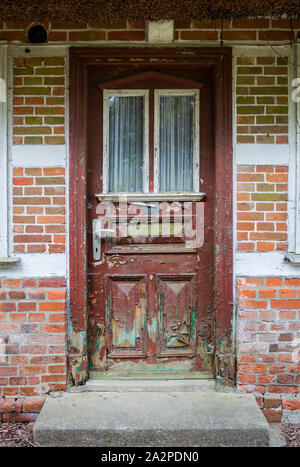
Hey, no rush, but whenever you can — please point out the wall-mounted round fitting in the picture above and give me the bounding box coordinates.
[28,24,48,43]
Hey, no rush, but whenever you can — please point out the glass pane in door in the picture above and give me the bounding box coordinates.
[109,96,144,192]
[159,95,194,191]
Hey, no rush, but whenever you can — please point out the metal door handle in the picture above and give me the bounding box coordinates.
[93,219,115,261]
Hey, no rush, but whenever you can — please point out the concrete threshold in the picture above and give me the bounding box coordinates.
[34,391,270,447]
[71,378,216,393]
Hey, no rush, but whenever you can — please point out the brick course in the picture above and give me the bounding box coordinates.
[13,168,66,253]
[1,18,299,43]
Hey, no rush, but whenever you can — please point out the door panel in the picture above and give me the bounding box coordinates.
[156,274,196,357]
[106,275,147,358]
[87,64,215,377]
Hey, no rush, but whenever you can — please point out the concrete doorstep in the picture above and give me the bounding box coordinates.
[33,389,270,447]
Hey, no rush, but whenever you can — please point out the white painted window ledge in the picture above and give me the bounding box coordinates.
[0,257,20,269]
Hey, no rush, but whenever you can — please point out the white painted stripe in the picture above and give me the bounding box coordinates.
[236,144,290,165]
[295,43,300,254]
[236,252,297,277]
[232,45,292,57]
[0,45,8,258]
[9,45,68,57]
[11,145,67,166]
[0,254,66,277]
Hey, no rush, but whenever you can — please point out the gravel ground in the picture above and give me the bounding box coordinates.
[0,422,299,447]
[281,424,300,447]
[0,422,34,447]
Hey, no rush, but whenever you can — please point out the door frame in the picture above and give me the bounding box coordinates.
[68,47,234,387]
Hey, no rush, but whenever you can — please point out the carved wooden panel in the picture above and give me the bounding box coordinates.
[106,275,147,358]
[156,274,196,357]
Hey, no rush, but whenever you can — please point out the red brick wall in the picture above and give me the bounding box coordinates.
[0,18,299,43]
[237,165,288,252]
[0,277,66,421]
[10,33,294,146]
[13,167,66,254]
[236,56,288,144]
[237,277,300,422]
[13,57,65,145]
[175,18,300,41]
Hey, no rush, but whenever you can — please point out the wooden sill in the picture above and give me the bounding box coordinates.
[96,192,206,203]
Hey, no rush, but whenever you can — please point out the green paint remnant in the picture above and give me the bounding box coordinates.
[190,309,196,336]
[96,327,101,351]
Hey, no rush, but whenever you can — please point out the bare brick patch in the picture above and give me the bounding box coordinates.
[236,56,288,144]
[237,276,300,422]
[237,165,288,252]
[13,57,65,145]
[0,277,67,400]
[13,168,66,254]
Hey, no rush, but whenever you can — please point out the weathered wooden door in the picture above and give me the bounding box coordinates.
[87,62,215,378]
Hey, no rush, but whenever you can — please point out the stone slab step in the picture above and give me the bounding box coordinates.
[71,378,216,393]
[34,391,270,447]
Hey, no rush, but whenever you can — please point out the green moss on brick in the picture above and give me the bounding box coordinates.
[14,87,51,95]
[277,76,288,85]
[25,117,43,125]
[25,58,42,66]
[266,106,288,114]
[236,96,255,105]
[256,183,275,192]
[43,57,65,66]
[24,77,43,85]
[237,76,255,85]
[257,97,274,104]
[237,106,264,115]
[237,66,262,75]
[256,116,274,124]
[236,87,250,95]
[44,77,65,85]
[44,136,65,144]
[35,107,65,115]
[14,126,52,135]
[35,67,65,76]
[46,97,65,105]
[24,136,43,144]
[14,67,33,75]
[276,116,288,124]
[44,116,65,124]
[237,57,256,65]
[251,193,287,201]
[249,86,288,96]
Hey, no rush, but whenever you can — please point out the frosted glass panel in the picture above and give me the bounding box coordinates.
[159,95,194,191]
[109,96,143,192]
